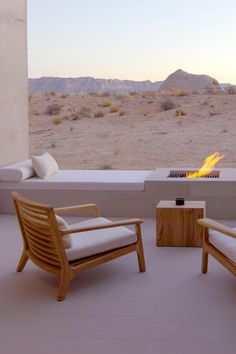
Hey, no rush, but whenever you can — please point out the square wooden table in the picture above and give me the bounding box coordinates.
[156,200,206,247]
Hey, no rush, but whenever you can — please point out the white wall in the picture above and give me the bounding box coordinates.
[0,0,28,166]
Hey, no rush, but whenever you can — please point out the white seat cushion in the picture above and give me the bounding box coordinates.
[65,217,137,261]
[209,229,236,264]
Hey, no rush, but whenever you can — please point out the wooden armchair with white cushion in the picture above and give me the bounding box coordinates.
[12,192,146,301]
[198,218,236,276]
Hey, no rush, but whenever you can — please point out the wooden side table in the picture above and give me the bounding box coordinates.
[156,200,206,247]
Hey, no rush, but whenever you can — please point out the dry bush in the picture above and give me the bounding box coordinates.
[119,111,125,116]
[224,85,236,94]
[98,91,110,97]
[115,94,129,101]
[52,115,62,125]
[94,110,104,118]
[45,103,61,115]
[171,89,190,97]
[175,109,186,117]
[99,163,113,170]
[110,106,119,113]
[142,91,157,99]
[45,91,56,97]
[205,86,223,94]
[70,111,80,121]
[100,100,111,107]
[160,99,175,111]
[158,90,172,97]
[60,93,69,99]
[79,106,91,117]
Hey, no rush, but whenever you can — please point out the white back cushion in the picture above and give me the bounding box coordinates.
[32,152,59,179]
[55,215,73,249]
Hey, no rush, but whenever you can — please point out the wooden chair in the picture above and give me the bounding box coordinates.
[198,218,236,276]
[12,192,146,301]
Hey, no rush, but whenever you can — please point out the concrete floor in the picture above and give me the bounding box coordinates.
[0,215,235,354]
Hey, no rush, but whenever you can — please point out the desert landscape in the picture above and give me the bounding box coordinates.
[29,70,236,170]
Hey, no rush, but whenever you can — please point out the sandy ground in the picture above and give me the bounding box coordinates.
[29,91,236,170]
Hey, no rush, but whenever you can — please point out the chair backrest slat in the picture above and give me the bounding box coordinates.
[12,192,67,272]
[29,244,61,266]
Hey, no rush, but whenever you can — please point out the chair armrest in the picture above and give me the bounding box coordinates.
[61,218,143,235]
[54,203,99,217]
[198,218,236,240]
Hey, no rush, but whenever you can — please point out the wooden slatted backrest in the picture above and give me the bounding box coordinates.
[12,192,68,275]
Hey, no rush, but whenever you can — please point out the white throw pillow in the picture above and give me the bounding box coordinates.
[32,152,59,179]
[55,215,73,249]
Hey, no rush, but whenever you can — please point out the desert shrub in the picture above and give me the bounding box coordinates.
[70,111,80,120]
[110,106,119,113]
[224,85,236,94]
[80,106,91,117]
[94,110,104,118]
[100,100,111,107]
[116,94,127,101]
[171,89,190,97]
[45,91,56,97]
[99,91,110,97]
[175,109,186,117]
[60,93,69,99]
[119,111,125,116]
[52,115,62,125]
[46,103,61,115]
[99,163,113,170]
[160,99,175,111]
[205,86,222,94]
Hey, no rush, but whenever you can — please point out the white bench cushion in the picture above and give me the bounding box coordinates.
[209,229,236,264]
[0,170,152,191]
[65,217,137,261]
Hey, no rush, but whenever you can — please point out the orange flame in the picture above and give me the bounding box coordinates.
[187,152,224,178]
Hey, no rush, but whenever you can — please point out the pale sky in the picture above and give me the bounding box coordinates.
[28,0,236,83]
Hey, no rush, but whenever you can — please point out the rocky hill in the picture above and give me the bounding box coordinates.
[28,76,162,94]
[159,69,220,93]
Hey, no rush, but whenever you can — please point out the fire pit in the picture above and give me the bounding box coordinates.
[168,170,220,178]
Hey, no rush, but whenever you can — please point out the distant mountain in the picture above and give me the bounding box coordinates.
[28,77,162,94]
[159,69,220,93]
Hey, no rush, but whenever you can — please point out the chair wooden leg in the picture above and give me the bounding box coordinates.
[136,248,146,272]
[57,272,72,302]
[16,249,29,272]
[201,247,208,273]
[135,224,146,272]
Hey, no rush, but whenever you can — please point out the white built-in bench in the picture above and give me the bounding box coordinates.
[0,160,153,216]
